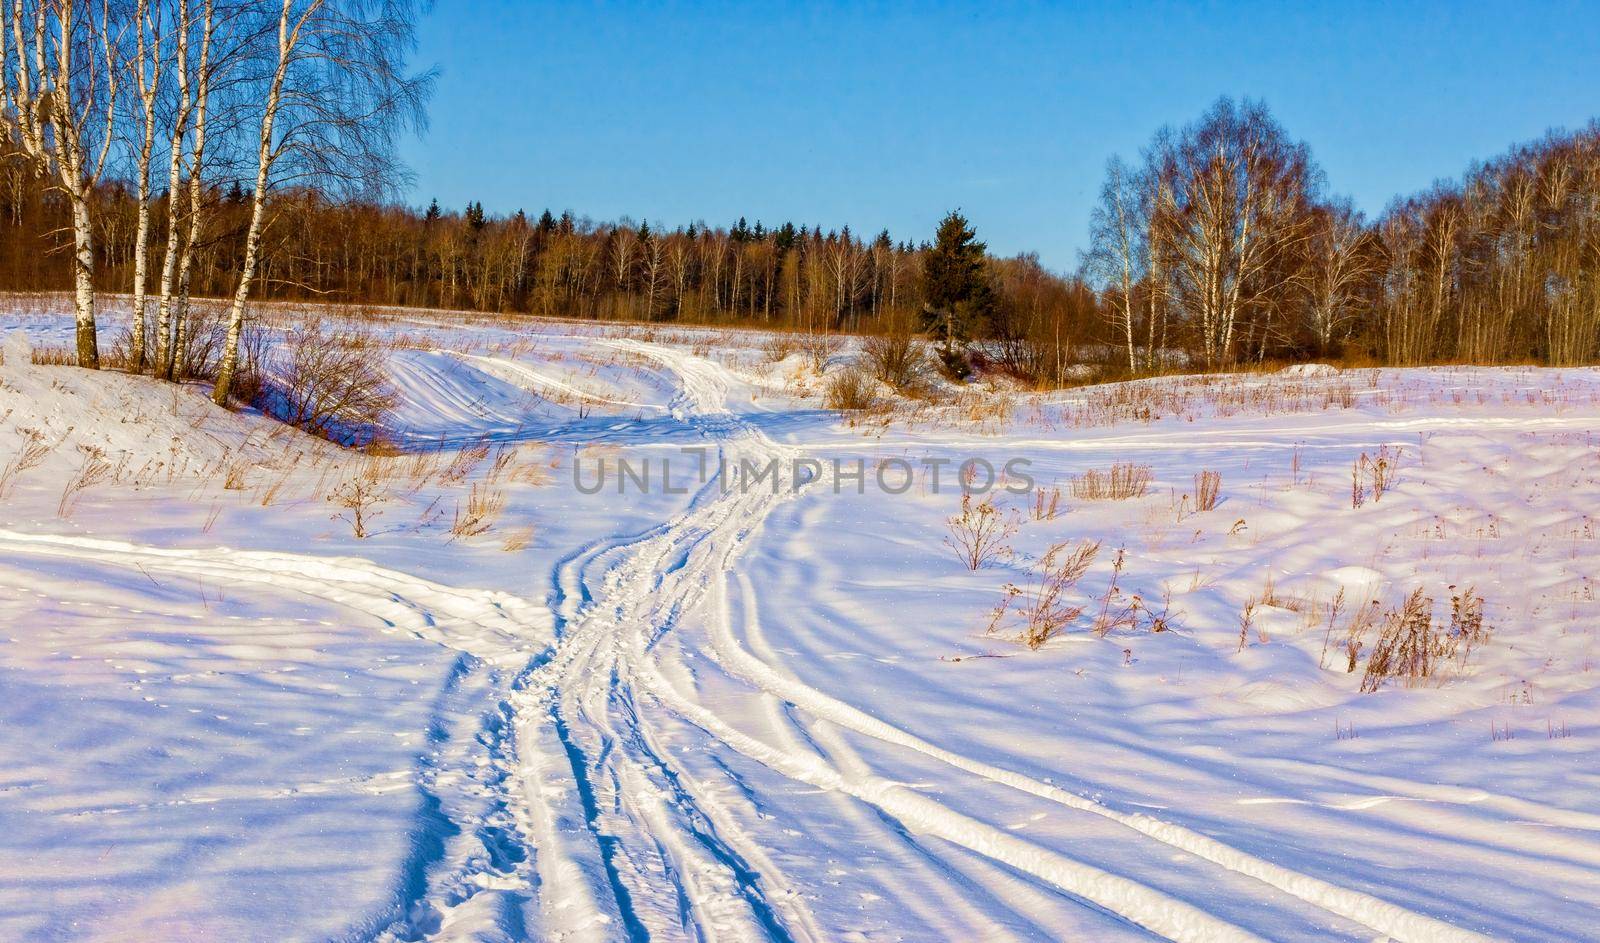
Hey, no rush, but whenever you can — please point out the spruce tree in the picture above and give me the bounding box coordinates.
[921,210,992,377]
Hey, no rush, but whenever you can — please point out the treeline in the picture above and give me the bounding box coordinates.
[0,173,1101,382]
[1086,98,1600,369]
[5,7,1600,392]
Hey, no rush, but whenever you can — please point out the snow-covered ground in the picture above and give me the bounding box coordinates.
[2,302,1598,942]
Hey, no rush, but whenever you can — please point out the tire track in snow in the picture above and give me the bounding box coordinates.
[556,340,1494,943]
[0,529,561,942]
[527,342,1261,942]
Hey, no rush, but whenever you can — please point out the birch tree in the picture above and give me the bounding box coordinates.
[1302,198,1380,355]
[212,0,428,405]
[1155,98,1322,367]
[1,0,121,367]
[123,0,162,369]
[1085,155,1146,372]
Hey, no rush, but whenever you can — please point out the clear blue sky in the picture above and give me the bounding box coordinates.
[400,0,1600,271]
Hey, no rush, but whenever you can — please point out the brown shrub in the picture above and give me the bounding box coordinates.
[823,367,877,411]
[264,319,396,442]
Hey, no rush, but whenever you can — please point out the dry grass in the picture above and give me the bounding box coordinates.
[1351,446,1398,508]
[1030,485,1063,521]
[1069,462,1152,501]
[1193,470,1221,512]
[500,524,536,552]
[57,445,115,517]
[449,483,506,539]
[0,427,50,498]
[439,441,491,483]
[989,539,1100,649]
[222,460,250,491]
[1359,585,1490,691]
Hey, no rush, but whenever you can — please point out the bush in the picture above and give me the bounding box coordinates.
[823,366,877,411]
[799,331,843,372]
[263,318,396,442]
[760,334,798,363]
[862,331,927,391]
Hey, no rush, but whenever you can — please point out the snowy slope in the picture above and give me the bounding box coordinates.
[1,307,1598,942]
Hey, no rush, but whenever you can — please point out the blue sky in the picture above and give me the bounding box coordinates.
[400,1,1600,270]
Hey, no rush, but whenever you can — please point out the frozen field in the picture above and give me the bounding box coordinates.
[2,305,1598,942]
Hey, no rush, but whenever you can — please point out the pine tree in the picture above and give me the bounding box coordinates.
[921,210,993,377]
[424,198,441,224]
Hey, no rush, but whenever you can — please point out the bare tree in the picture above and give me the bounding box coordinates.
[1303,197,1380,355]
[1154,98,1323,367]
[2,0,121,367]
[213,0,429,404]
[1085,155,1145,372]
[123,0,164,369]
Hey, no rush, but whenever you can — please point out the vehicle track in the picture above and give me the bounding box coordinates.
[0,341,1507,942]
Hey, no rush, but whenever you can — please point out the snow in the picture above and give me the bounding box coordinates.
[3,303,1599,941]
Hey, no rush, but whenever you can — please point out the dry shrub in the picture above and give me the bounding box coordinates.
[263,318,396,442]
[328,473,387,538]
[944,494,1017,569]
[862,331,926,391]
[1069,462,1151,501]
[450,484,506,539]
[799,331,843,372]
[989,539,1100,649]
[824,367,877,411]
[761,335,798,363]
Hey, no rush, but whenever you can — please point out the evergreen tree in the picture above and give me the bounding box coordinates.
[921,210,992,377]
[465,201,487,231]
[423,198,441,224]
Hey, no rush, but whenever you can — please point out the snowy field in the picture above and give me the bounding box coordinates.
[2,301,1599,942]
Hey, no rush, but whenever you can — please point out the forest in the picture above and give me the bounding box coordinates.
[4,1,1600,392]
